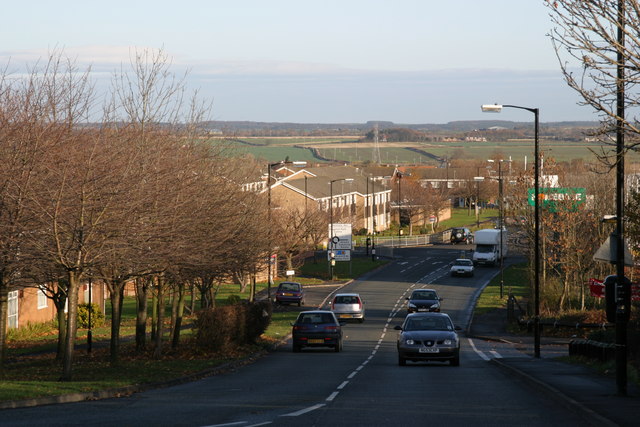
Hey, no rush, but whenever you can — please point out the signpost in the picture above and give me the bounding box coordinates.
[328,223,352,275]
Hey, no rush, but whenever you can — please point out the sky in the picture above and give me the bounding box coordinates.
[1,0,594,124]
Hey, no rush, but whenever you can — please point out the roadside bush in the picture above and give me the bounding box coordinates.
[195,300,273,351]
[227,294,242,305]
[77,303,104,328]
[354,228,368,236]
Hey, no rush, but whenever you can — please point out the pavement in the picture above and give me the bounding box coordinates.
[469,308,639,427]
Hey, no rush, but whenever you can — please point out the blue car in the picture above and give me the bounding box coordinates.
[291,310,344,352]
[274,281,305,306]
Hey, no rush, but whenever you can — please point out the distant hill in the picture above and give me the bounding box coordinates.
[203,120,598,134]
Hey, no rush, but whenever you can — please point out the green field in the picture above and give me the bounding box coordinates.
[217,136,640,165]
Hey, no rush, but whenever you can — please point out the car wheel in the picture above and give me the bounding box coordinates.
[334,340,342,352]
[398,355,406,366]
[297,301,301,307]
[358,318,364,323]
[293,344,301,353]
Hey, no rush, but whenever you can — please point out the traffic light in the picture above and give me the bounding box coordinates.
[604,275,631,323]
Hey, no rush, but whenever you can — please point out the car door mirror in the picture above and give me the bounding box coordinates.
[394,325,403,331]
[454,325,462,331]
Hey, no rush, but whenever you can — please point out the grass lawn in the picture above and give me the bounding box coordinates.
[0,254,387,403]
[474,262,530,315]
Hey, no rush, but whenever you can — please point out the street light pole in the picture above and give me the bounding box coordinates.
[498,160,505,299]
[371,177,376,262]
[482,103,540,358]
[476,167,481,228]
[396,171,402,237]
[266,160,307,300]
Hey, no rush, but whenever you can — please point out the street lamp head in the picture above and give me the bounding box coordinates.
[481,104,503,113]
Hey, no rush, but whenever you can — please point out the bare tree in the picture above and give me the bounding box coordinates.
[547,0,640,159]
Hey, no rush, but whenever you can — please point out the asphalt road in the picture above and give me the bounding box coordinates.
[3,245,584,426]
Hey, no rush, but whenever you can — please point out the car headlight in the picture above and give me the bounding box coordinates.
[405,339,415,345]
[443,339,452,345]
[430,303,440,309]
[407,303,416,308]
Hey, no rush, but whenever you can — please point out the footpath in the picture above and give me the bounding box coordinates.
[469,308,638,427]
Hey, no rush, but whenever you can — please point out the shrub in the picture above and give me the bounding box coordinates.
[195,300,273,351]
[77,303,104,328]
[227,294,242,305]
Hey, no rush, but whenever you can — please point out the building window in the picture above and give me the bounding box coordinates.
[37,287,48,309]
[8,290,18,329]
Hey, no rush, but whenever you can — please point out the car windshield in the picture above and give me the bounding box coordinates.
[454,260,473,266]
[298,313,335,324]
[280,283,300,292]
[411,291,437,300]
[475,245,494,253]
[404,317,451,331]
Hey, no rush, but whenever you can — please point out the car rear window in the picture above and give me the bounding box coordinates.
[280,283,300,291]
[412,291,436,299]
[299,313,335,324]
[335,295,359,304]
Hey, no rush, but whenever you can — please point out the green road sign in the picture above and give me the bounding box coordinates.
[527,187,586,212]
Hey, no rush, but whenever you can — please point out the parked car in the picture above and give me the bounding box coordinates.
[395,312,461,366]
[406,289,442,313]
[274,281,305,306]
[450,227,473,244]
[291,310,344,352]
[330,293,365,323]
[450,258,475,277]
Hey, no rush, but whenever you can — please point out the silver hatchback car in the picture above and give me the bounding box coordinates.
[330,293,365,323]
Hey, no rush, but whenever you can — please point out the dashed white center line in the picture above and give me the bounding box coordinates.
[337,381,348,390]
[282,404,326,417]
[326,392,339,402]
[490,350,503,358]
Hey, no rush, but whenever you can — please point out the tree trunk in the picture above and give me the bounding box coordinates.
[135,278,149,351]
[153,276,164,359]
[171,284,186,349]
[0,274,7,369]
[169,283,178,344]
[108,281,125,365]
[54,296,67,360]
[190,284,195,314]
[151,280,158,341]
[61,269,81,381]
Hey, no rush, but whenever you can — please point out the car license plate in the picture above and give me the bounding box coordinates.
[308,339,324,344]
[417,308,427,312]
[419,347,439,353]
[339,314,351,318]
[284,293,293,296]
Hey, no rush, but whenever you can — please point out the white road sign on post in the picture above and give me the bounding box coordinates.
[328,223,352,251]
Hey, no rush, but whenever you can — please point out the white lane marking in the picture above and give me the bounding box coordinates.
[326,392,339,402]
[246,423,272,427]
[282,404,326,417]
[348,371,357,379]
[337,381,348,390]
[468,338,490,361]
[203,422,247,427]
[490,350,503,359]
